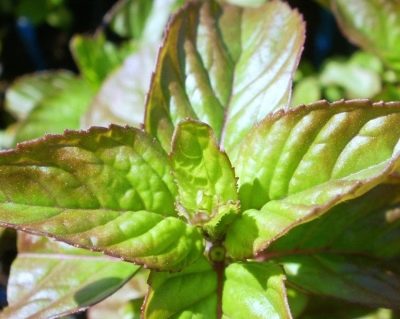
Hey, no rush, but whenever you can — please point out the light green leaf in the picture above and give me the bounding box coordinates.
[226,100,400,258]
[15,75,95,143]
[279,254,400,309]
[143,257,217,319]
[5,71,75,120]
[105,0,184,43]
[145,0,305,153]
[82,44,157,128]
[83,0,184,128]
[1,233,139,319]
[70,34,128,87]
[223,262,291,319]
[171,120,239,238]
[224,0,268,8]
[0,126,203,270]
[291,76,321,107]
[330,0,400,72]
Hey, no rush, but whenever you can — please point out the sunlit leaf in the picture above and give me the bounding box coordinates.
[226,100,400,258]
[0,126,203,270]
[223,262,291,319]
[145,0,305,153]
[171,120,239,238]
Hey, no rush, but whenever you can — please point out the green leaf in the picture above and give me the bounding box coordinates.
[279,254,400,309]
[330,0,400,72]
[223,262,291,319]
[15,75,95,143]
[224,0,268,7]
[143,257,217,319]
[70,34,128,87]
[5,71,75,120]
[0,126,203,270]
[1,233,139,319]
[105,0,184,43]
[82,44,157,128]
[226,100,400,259]
[88,271,148,319]
[291,76,321,107]
[145,0,305,153]
[83,0,184,128]
[171,121,239,238]
[299,297,397,319]
[269,183,400,259]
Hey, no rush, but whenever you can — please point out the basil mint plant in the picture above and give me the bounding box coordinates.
[1,0,400,318]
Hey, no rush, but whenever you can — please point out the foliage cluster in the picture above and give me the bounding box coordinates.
[0,0,400,318]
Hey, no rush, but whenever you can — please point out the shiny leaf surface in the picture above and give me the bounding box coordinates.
[1,233,139,319]
[226,100,400,259]
[143,257,217,319]
[223,262,291,319]
[0,126,203,270]
[171,121,239,238]
[145,0,305,153]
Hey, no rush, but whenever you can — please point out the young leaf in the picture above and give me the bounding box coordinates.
[279,254,400,309]
[171,120,239,238]
[330,0,400,72]
[1,233,139,319]
[0,126,203,270]
[145,0,305,153]
[223,262,291,319]
[143,257,217,319]
[226,100,400,258]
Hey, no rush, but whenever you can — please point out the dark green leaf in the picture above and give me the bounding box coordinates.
[0,126,203,270]
[171,120,239,238]
[279,254,400,309]
[145,0,305,153]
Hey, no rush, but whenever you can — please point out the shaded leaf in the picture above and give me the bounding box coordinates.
[279,254,400,309]
[15,76,95,143]
[269,183,400,259]
[88,271,148,319]
[1,233,139,319]
[223,262,291,319]
[145,0,305,153]
[143,257,217,319]
[5,71,75,120]
[70,34,129,87]
[226,100,400,258]
[0,126,203,270]
[330,0,400,72]
[171,121,239,238]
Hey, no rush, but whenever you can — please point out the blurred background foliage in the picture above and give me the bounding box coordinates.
[0,0,400,318]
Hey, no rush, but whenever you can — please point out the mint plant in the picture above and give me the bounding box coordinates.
[0,0,400,318]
